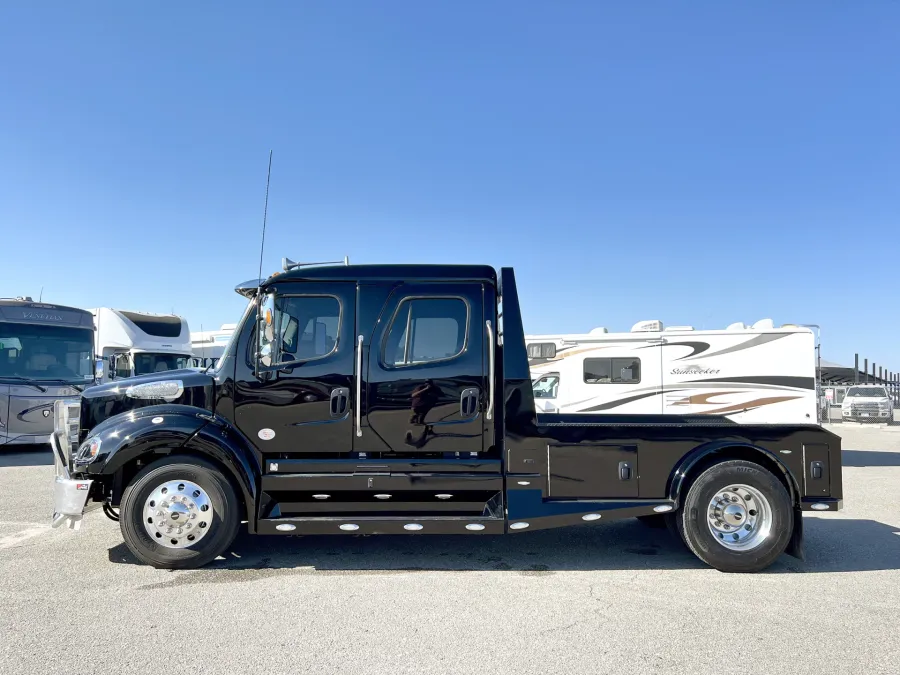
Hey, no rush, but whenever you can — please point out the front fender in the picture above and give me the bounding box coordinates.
[83,405,212,475]
[81,405,260,531]
[667,440,800,506]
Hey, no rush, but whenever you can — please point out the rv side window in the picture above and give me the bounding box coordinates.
[584,357,641,384]
[527,343,556,359]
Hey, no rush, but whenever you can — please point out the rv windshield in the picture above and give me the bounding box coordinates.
[846,387,887,398]
[0,323,94,382]
[133,353,193,375]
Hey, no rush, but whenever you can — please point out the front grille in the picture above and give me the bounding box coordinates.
[851,402,882,414]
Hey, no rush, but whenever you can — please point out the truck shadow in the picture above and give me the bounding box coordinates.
[108,516,900,576]
[0,445,53,467]
[841,450,900,467]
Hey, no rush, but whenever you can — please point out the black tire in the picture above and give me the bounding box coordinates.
[674,460,793,573]
[636,514,668,529]
[120,455,240,569]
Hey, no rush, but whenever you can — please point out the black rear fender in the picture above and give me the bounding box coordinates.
[668,440,800,507]
[668,440,805,561]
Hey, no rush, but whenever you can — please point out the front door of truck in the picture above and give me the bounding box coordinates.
[356,283,486,454]
[233,281,356,458]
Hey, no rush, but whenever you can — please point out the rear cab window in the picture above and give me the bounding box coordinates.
[383,297,468,367]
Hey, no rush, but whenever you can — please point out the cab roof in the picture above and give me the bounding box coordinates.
[273,263,497,284]
[235,264,498,297]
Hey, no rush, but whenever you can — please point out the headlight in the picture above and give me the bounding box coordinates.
[75,437,102,465]
[125,380,184,401]
[54,398,81,455]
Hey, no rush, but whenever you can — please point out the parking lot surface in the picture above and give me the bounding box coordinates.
[1,425,898,675]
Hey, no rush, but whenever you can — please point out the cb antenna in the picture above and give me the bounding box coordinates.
[257,150,274,293]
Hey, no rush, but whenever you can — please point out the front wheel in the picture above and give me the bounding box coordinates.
[120,456,241,569]
[675,460,793,573]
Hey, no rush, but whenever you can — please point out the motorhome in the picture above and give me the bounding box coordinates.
[91,308,192,382]
[1,298,94,446]
[528,319,817,424]
[189,323,237,369]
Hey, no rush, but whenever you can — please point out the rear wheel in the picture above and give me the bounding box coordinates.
[120,456,240,569]
[674,460,793,573]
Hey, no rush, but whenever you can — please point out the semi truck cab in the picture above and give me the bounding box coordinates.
[51,263,843,572]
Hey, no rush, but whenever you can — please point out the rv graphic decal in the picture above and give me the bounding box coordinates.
[22,312,63,321]
[671,365,720,375]
[673,333,790,361]
[653,341,710,359]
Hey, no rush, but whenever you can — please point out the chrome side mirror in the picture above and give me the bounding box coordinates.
[257,292,277,369]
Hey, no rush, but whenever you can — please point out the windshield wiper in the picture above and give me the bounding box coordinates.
[0,376,48,393]
[35,379,87,393]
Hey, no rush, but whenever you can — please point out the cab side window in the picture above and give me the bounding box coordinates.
[383,298,468,367]
[115,354,133,379]
[274,296,341,364]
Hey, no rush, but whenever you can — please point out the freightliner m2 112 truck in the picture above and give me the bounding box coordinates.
[50,264,842,572]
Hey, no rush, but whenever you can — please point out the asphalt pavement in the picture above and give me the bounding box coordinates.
[1,425,898,675]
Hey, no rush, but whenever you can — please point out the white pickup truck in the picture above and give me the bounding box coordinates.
[841,385,895,424]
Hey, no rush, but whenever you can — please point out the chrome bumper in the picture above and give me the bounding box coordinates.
[50,432,93,530]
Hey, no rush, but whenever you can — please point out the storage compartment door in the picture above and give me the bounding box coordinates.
[547,444,638,499]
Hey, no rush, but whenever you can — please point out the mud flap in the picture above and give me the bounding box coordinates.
[786,507,804,561]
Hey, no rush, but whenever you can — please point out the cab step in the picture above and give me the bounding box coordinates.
[256,516,505,536]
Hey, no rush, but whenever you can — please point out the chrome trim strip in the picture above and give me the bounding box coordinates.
[355,334,364,437]
[486,320,495,421]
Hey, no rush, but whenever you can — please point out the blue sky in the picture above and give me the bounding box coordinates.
[1,3,898,371]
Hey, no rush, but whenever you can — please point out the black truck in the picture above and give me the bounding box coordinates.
[51,264,842,571]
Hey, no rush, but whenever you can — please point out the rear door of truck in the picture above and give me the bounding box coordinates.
[357,282,487,454]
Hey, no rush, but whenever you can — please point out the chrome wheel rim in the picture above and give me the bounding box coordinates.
[706,484,771,551]
[142,480,213,549]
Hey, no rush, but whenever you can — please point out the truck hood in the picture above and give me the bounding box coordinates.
[842,396,891,407]
[80,369,216,437]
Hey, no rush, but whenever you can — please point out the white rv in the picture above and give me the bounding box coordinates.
[189,323,237,369]
[91,308,192,382]
[528,319,817,424]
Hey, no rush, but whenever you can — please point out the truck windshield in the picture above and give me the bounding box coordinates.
[133,353,192,375]
[846,387,887,398]
[0,323,94,382]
